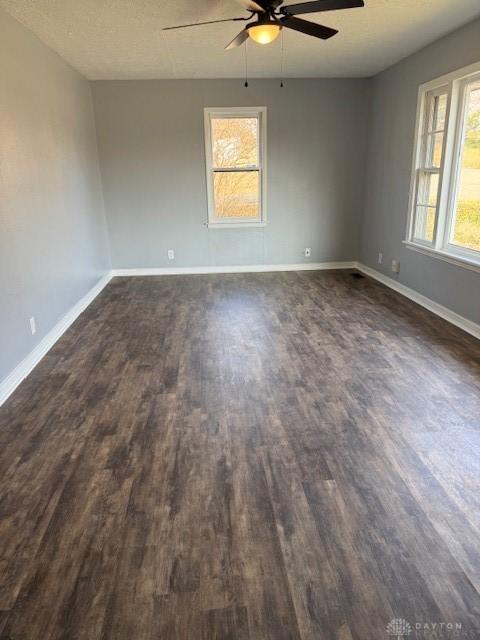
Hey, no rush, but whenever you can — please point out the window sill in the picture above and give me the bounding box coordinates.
[207,221,267,229]
[403,240,480,273]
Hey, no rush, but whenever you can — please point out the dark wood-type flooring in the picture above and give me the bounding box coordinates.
[1,270,480,639]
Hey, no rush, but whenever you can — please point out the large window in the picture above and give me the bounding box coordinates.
[407,62,480,269]
[204,107,266,228]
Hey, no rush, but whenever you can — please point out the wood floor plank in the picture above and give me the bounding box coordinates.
[1,270,480,638]
[261,443,348,640]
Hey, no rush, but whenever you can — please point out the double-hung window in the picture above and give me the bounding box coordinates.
[204,107,266,228]
[407,62,480,269]
[411,87,448,244]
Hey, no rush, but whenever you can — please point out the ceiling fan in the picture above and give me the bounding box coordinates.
[163,0,365,49]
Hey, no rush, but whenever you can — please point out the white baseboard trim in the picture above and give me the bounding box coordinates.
[0,272,113,408]
[356,263,480,341]
[111,261,357,277]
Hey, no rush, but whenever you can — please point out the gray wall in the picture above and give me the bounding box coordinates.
[92,79,370,269]
[361,17,480,325]
[0,8,111,383]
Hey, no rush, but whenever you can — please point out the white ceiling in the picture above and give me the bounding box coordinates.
[1,0,480,79]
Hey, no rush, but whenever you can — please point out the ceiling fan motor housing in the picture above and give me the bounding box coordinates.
[250,11,282,27]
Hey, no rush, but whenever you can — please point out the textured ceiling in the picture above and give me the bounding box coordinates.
[1,0,480,79]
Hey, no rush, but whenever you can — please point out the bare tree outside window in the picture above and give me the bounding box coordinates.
[211,117,260,218]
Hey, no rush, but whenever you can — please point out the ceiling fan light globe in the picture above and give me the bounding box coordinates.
[248,23,281,45]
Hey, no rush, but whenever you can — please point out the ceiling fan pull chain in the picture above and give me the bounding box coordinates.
[280,28,285,87]
[244,40,249,87]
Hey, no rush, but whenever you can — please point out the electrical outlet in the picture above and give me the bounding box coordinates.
[167,249,175,261]
[378,252,383,264]
[29,317,36,335]
[392,259,400,274]
[304,248,311,258]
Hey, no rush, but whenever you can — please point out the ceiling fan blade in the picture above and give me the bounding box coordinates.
[225,28,249,50]
[280,15,338,39]
[281,0,364,16]
[234,0,266,12]
[163,17,243,31]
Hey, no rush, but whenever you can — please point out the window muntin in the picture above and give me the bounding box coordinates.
[408,65,480,267]
[204,108,266,227]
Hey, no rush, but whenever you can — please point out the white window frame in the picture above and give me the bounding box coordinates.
[405,60,480,272]
[204,107,267,229]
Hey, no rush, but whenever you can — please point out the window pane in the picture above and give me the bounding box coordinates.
[450,85,480,252]
[425,132,444,168]
[211,118,258,168]
[425,92,447,133]
[414,206,436,242]
[436,94,447,130]
[417,172,439,207]
[428,93,447,131]
[213,171,259,218]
